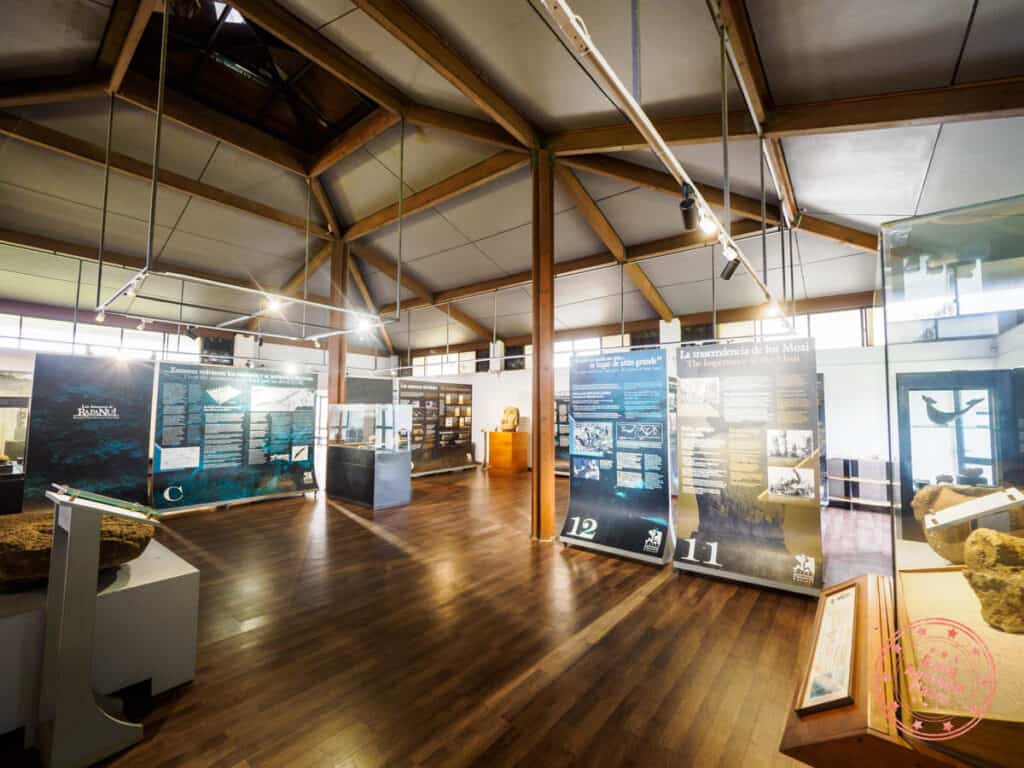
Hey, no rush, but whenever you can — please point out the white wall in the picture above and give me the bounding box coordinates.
[997,322,1024,368]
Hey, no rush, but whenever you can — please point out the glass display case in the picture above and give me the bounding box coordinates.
[327,403,411,452]
[877,195,1024,765]
[0,367,31,514]
[325,404,412,509]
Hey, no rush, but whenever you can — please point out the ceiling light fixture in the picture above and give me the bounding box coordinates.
[679,184,697,231]
[699,208,718,235]
[720,243,740,280]
[95,310,105,323]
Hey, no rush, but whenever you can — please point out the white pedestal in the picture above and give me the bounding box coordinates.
[0,540,199,737]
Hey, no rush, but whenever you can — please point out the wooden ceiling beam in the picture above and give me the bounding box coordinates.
[0,76,108,109]
[378,223,751,316]
[117,73,310,175]
[227,0,407,114]
[349,256,395,354]
[548,76,1024,155]
[405,104,524,151]
[344,151,528,241]
[309,109,400,178]
[0,111,332,239]
[103,0,156,93]
[352,0,537,148]
[554,164,674,321]
[309,177,341,237]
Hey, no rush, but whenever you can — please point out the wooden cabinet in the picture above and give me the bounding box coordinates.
[488,431,528,473]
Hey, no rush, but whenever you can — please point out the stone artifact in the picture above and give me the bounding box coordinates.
[0,510,154,586]
[500,406,520,432]
[963,528,1024,633]
[912,484,1006,564]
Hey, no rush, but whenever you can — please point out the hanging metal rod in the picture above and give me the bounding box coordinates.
[539,0,781,311]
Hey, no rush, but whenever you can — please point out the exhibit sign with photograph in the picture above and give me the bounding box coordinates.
[560,349,671,563]
[153,363,317,510]
[555,394,570,475]
[397,380,474,475]
[675,339,823,594]
[24,354,154,507]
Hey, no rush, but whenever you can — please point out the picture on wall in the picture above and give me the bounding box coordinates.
[675,340,823,594]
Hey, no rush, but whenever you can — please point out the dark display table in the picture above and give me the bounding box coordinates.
[325,446,411,510]
[0,473,24,514]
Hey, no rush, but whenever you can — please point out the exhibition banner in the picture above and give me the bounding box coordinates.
[675,339,823,594]
[560,349,671,563]
[24,354,154,507]
[153,363,317,510]
[554,394,570,475]
[397,380,474,474]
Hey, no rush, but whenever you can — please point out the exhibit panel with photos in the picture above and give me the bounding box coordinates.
[555,393,570,475]
[559,349,672,563]
[877,196,1024,763]
[153,363,318,511]
[24,354,155,509]
[397,380,474,475]
[674,339,823,594]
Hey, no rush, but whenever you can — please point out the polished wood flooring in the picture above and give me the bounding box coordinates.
[10,471,893,767]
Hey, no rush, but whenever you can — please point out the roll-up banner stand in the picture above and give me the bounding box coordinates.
[554,394,570,476]
[674,339,823,595]
[559,349,672,564]
[23,354,155,509]
[153,362,317,511]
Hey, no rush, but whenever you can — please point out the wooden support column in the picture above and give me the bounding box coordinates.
[327,242,350,405]
[531,149,556,540]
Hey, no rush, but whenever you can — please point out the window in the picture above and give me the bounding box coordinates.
[554,340,572,369]
[458,350,476,375]
[75,323,122,357]
[505,345,526,371]
[20,317,74,353]
[412,356,426,378]
[0,314,20,349]
[572,337,600,357]
[602,334,629,350]
[810,310,863,350]
[442,353,459,376]
[426,354,443,377]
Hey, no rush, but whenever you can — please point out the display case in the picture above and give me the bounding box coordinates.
[784,196,1024,768]
[325,404,412,509]
[0,367,31,514]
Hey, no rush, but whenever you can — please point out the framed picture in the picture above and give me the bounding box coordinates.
[797,581,858,715]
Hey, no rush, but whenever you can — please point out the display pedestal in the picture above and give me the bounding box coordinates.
[779,573,953,768]
[487,431,528,473]
[325,446,411,510]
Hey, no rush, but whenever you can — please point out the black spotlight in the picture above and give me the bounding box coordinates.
[720,259,739,280]
[679,184,697,231]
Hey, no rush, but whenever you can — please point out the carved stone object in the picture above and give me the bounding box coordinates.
[963,528,1024,633]
[912,484,1003,564]
[0,510,154,586]
[500,406,520,432]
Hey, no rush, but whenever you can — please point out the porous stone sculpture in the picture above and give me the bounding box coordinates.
[963,528,1024,634]
[0,511,154,587]
[500,406,520,432]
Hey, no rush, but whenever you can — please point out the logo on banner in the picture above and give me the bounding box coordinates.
[73,404,120,420]
[644,528,663,554]
[792,554,816,585]
[162,485,184,503]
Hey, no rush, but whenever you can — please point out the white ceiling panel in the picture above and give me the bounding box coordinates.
[407,0,620,131]
[364,124,497,193]
[916,117,1024,215]
[12,99,221,182]
[450,288,533,322]
[554,265,628,306]
[636,0,743,118]
[407,244,507,292]
[799,252,878,297]
[598,187,687,246]
[658,271,764,314]
[362,208,469,264]
[155,228,300,293]
[406,323,478,349]
[321,148,410,224]
[0,0,110,80]
[955,0,1024,83]
[0,139,192,228]
[554,291,656,327]
[494,311,533,338]
[362,269,416,307]
[747,0,971,105]
[474,223,532,274]
[431,168,533,242]
[171,198,308,264]
[0,182,174,260]
[276,0,355,29]
[199,142,321,224]
[783,126,940,226]
[321,9,484,119]
[574,168,639,202]
[554,207,607,264]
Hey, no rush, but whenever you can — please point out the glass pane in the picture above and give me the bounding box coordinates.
[810,310,862,350]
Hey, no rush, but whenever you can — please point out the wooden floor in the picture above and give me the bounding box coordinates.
[16,471,856,767]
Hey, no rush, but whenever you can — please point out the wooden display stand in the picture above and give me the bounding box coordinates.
[780,573,955,768]
[487,431,528,473]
